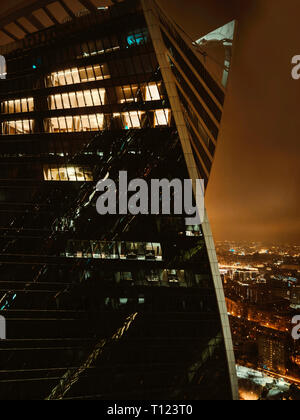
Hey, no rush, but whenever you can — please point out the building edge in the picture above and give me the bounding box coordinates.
[141,0,239,400]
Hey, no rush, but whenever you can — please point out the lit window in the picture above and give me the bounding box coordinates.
[65,241,162,261]
[154,109,171,126]
[46,114,104,133]
[46,64,110,87]
[122,111,144,129]
[1,98,34,114]
[43,165,93,181]
[49,89,106,110]
[2,120,33,135]
[145,83,161,101]
[78,37,120,58]
[116,85,139,103]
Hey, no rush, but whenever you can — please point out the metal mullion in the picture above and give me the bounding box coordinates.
[79,41,86,59]
[146,83,153,101]
[86,114,93,131]
[80,88,88,108]
[98,88,104,107]
[63,69,69,86]
[135,54,154,128]
[89,87,97,108]
[85,41,97,114]
[120,85,127,104]
[137,51,158,128]
[95,113,101,131]
[114,31,127,79]
[87,38,98,73]
[74,166,79,182]
[127,33,150,128]
[110,31,131,130]
[56,72,61,87]
[77,115,84,132]
[127,110,135,129]
[65,91,72,110]
[72,89,80,110]
[82,167,87,182]
[56,116,62,134]
[61,92,67,110]
[59,117,69,179]
[91,36,110,125]
[154,109,159,127]
[62,113,69,133]
[61,151,68,181]
[95,114,101,131]
[81,64,89,84]
[95,64,109,107]
[162,108,169,127]
[67,67,74,86]
[52,93,58,111]
[89,61,98,83]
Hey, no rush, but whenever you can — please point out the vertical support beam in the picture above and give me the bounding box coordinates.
[201,210,239,400]
[142,0,239,400]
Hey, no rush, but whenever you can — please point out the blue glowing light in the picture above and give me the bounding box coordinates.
[127,29,148,46]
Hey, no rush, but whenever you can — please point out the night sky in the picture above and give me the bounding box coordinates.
[161,0,300,245]
[1,0,299,244]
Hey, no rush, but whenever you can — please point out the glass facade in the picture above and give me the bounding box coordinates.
[0,0,237,400]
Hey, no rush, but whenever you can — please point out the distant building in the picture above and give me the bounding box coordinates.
[258,334,288,375]
[291,285,300,310]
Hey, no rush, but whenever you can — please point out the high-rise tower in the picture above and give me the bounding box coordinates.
[0,0,238,400]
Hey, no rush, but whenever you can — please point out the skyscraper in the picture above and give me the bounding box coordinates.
[0,0,238,400]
